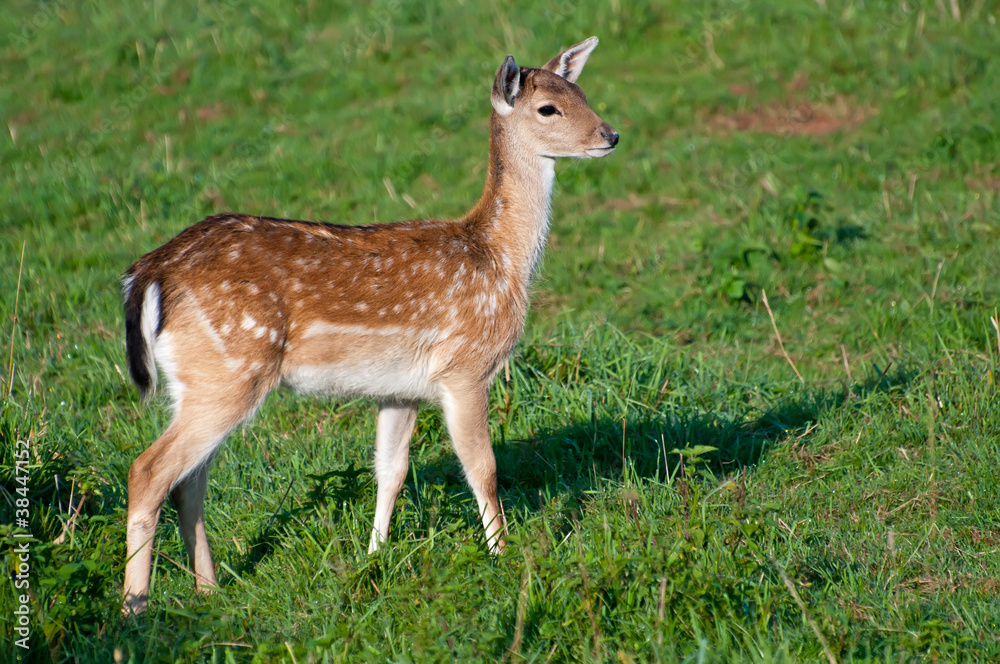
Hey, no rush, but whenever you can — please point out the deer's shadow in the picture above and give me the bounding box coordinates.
[223,365,912,582]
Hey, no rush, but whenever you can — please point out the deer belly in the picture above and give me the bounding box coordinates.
[280,324,442,400]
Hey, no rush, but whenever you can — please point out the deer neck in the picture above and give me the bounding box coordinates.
[466,113,556,288]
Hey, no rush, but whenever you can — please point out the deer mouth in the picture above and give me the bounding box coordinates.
[585,146,616,157]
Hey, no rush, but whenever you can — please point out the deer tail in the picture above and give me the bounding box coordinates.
[123,274,161,400]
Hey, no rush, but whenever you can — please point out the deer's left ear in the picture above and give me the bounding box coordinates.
[542,36,599,84]
[491,55,521,117]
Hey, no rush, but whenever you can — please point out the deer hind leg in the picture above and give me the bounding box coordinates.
[123,407,236,615]
[369,400,419,553]
[123,337,279,613]
[441,384,506,553]
[170,466,216,592]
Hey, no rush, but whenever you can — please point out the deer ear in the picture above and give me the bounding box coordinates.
[542,36,599,84]
[491,55,520,117]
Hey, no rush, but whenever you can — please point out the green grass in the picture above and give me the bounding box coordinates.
[2,0,1000,661]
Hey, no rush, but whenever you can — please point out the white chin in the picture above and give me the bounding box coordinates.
[585,147,615,158]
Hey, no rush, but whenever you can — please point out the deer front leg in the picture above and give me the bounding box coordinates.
[441,384,506,553]
[369,400,419,553]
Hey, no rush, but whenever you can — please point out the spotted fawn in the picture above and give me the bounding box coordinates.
[121,36,618,613]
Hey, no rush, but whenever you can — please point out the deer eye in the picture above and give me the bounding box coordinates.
[537,105,559,117]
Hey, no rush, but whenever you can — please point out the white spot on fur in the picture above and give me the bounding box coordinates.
[195,307,227,354]
[241,313,257,330]
[303,321,401,338]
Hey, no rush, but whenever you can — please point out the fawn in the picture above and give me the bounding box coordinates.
[121,36,618,613]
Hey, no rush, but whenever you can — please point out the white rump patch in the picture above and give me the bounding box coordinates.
[153,330,185,414]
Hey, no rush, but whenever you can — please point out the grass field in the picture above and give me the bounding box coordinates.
[3,0,1000,661]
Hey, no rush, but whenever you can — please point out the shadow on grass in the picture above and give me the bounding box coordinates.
[228,463,369,584]
[222,365,914,582]
[494,365,914,512]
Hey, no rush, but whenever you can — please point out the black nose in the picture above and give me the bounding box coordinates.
[602,130,619,147]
